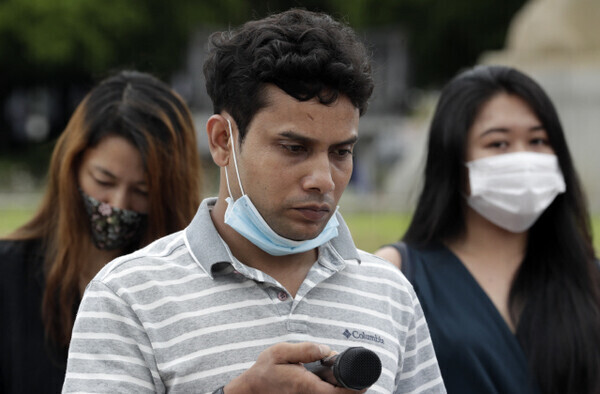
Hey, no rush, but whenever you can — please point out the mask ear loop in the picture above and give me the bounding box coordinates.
[224,118,245,199]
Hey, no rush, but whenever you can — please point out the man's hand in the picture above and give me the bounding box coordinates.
[222,342,367,394]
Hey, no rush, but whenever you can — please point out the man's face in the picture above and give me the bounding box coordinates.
[228,84,359,241]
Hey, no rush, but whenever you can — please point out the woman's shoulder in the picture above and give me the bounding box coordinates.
[404,242,453,259]
[0,238,42,255]
[0,238,25,256]
[396,242,459,281]
[0,238,44,273]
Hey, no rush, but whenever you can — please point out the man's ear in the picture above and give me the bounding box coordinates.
[206,114,232,167]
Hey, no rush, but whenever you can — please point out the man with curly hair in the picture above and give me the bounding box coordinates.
[64,9,445,393]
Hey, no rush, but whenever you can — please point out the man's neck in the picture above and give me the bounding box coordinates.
[210,196,317,297]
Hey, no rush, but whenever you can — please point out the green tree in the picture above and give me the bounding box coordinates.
[226,0,526,86]
[0,0,220,86]
[0,0,527,89]
[0,0,250,147]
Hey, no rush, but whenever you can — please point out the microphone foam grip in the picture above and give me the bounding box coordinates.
[334,347,382,390]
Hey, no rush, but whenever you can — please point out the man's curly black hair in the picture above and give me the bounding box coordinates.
[203,8,374,142]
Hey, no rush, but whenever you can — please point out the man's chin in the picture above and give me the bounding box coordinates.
[275,224,325,242]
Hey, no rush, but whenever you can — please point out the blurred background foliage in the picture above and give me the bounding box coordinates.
[1,0,600,251]
[0,0,526,88]
[0,0,526,179]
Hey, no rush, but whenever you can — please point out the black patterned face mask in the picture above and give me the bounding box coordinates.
[80,190,147,250]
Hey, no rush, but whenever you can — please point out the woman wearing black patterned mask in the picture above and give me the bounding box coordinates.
[0,70,202,393]
[376,65,600,394]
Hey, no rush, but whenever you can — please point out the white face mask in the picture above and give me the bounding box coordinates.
[466,151,566,233]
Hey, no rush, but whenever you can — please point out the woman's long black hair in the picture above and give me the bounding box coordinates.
[404,65,600,394]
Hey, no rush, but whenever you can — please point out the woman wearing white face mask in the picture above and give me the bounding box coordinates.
[376,65,600,394]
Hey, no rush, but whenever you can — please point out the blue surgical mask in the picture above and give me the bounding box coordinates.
[222,118,339,256]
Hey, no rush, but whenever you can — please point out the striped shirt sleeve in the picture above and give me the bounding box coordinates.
[395,285,446,393]
[63,280,162,393]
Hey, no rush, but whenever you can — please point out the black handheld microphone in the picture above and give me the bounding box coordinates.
[303,346,382,390]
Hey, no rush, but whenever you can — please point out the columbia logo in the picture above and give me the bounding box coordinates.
[342,329,385,344]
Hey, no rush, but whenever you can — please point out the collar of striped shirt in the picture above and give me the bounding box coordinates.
[184,198,361,279]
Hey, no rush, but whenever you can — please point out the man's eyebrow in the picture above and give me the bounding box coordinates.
[279,131,317,144]
[335,135,359,146]
[279,131,359,146]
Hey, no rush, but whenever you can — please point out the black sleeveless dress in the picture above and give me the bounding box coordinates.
[391,242,540,394]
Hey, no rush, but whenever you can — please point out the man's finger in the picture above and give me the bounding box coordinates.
[266,342,331,365]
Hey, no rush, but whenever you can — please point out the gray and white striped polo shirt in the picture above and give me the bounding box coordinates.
[63,197,445,393]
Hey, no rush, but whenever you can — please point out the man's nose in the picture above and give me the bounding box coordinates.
[302,154,335,194]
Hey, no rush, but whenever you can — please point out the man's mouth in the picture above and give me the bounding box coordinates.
[294,204,331,221]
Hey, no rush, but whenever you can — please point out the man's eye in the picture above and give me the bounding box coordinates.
[283,144,306,153]
[335,149,353,157]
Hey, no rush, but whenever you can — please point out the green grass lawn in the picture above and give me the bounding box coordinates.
[344,212,600,254]
[1,207,599,254]
[341,212,412,253]
[0,208,38,236]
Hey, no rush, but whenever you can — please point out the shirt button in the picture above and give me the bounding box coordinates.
[277,291,288,301]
